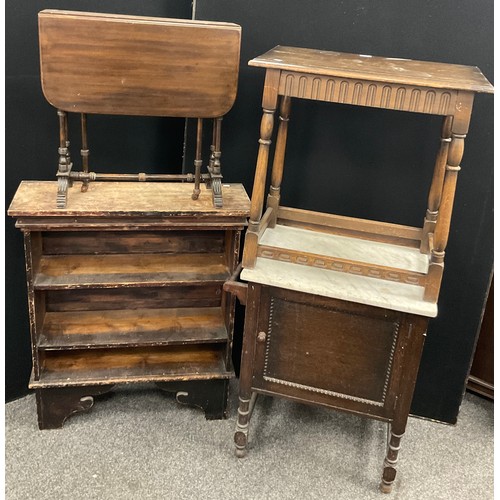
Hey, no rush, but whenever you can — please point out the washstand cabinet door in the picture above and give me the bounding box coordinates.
[251,286,405,417]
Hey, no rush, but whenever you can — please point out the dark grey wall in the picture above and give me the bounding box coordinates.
[194,0,494,423]
[5,1,192,401]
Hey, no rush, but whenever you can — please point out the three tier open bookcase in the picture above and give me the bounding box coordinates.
[229,46,493,492]
[9,181,249,428]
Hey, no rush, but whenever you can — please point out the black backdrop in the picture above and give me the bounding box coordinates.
[5,1,493,424]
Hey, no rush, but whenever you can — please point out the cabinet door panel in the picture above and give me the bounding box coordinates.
[251,286,404,415]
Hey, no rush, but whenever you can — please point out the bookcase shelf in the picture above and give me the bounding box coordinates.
[9,181,250,428]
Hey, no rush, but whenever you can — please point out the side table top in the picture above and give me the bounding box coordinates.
[249,46,493,93]
[8,181,250,218]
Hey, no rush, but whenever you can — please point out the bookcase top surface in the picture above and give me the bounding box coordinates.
[249,46,493,94]
[8,181,250,218]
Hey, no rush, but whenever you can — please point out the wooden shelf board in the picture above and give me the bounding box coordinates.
[34,253,229,289]
[260,224,428,274]
[39,307,228,349]
[32,345,232,388]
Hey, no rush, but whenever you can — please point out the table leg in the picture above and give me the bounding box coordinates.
[243,69,280,268]
[234,284,261,456]
[267,95,291,227]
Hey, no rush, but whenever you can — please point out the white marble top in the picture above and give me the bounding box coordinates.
[260,224,429,274]
[241,258,437,318]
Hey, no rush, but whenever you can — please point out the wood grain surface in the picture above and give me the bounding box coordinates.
[37,345,229,386]
[39,10,241,117]
[39,307,227,348]
[34,253,229,289]
[249,46,493,93]
[8,181,250,217]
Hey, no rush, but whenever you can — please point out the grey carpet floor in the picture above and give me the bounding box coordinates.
[5,382,493,500]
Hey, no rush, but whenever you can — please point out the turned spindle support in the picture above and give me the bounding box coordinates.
[56,110,73,209]
[420,115,453,253]
[266,95,291,228]
[205,119,217,190]
[80,113,90,192]
[211,117,223,208]
[424,131,466,302]
[242,69,280,268]
[192,118,203,200]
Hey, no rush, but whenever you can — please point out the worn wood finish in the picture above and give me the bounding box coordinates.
[45,286,223,312]
[24,232,42,378]
[35,384,115,429]
[249,46,494,93]
[38,345,227,382]
[11,181,249,427]
[235,47,492,490]
[223,264,247,306]
[9,182,250,218]
[35,253,229,289]
[39,307,228,349]
[42,230,225,255]
[39,10,241,117]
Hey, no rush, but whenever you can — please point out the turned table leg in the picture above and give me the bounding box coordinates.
[242,69,280,268]
[380,315,428,492]
[235,391,258,457]
[234,284,262,456]
[266,95,291,227]
[381,425,405,493]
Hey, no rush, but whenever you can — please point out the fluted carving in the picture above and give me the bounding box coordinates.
[278,72,456,115]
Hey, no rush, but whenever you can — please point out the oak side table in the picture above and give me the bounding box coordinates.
[228,46,493,492]
[9,181,249,428]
